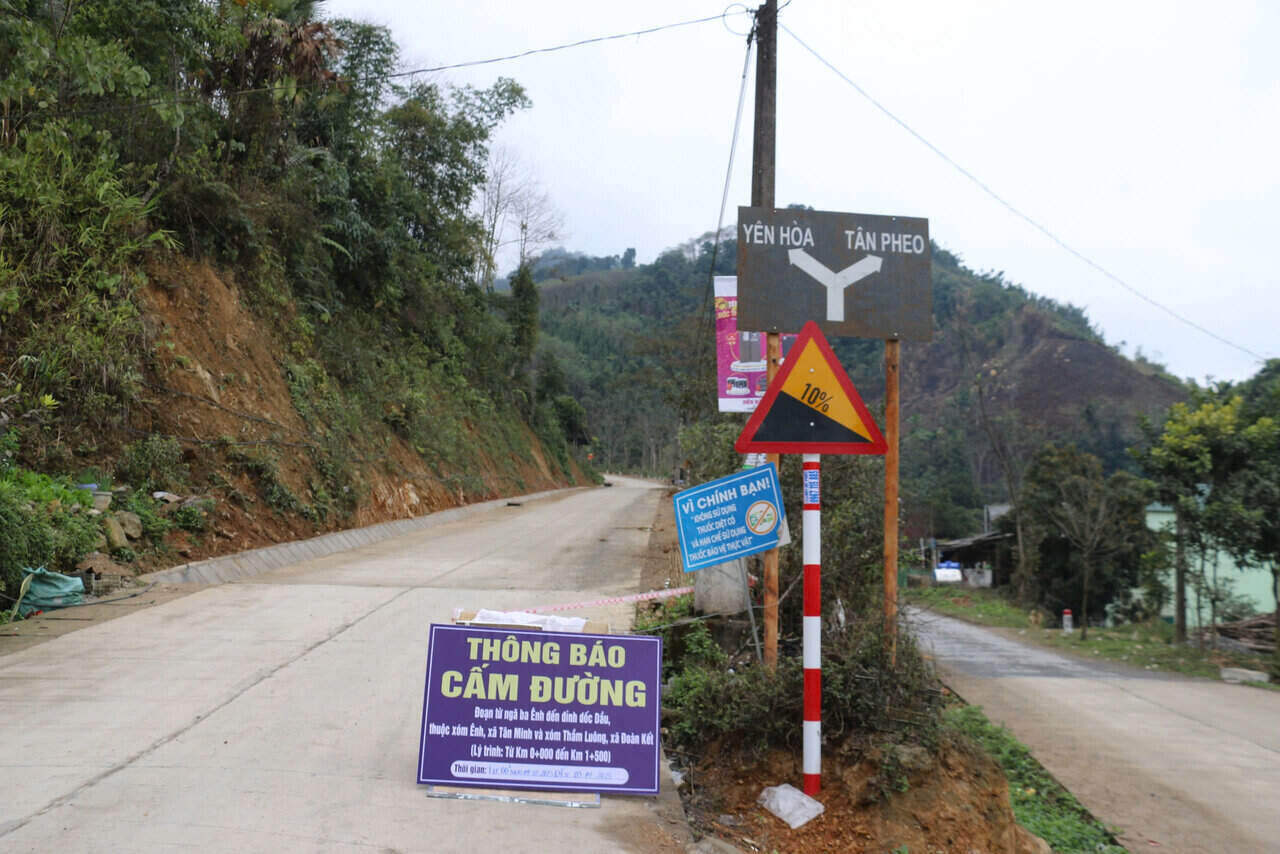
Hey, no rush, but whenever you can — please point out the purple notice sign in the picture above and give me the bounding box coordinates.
[417,625,662,795]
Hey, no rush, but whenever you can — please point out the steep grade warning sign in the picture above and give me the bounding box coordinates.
[735,321,887,455]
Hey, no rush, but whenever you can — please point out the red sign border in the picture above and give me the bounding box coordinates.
[734,321,888,455]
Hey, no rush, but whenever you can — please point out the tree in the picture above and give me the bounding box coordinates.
[1200,363,1280,679]
[1023,445,1151,639]
[508,262,538,382]
[960,335,1043,604]
[1134,395,1247,643]
[473,146,563,290]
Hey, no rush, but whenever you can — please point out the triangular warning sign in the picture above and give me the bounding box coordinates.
[735,322,887,455]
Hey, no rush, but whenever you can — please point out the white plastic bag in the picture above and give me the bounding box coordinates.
[757,783,825,829]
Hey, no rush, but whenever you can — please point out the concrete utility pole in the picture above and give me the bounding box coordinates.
[751,0,779,669]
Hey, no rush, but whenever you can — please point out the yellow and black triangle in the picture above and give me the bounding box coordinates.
[735,322,887,455]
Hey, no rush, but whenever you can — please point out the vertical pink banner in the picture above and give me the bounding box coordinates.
[715,276,794,413]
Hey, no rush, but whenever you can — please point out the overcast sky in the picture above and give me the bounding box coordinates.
[322,0,1278,384]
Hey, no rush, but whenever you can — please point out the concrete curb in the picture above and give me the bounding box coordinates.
[140,487,586,586]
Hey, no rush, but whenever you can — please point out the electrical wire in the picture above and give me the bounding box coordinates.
[9,8,752,125]
[696,26,756,369]
[780,23,1269,366]
[386,10,750,80]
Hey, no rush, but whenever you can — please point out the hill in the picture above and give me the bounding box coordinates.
[0,4,593,595]
[535,240,1186,538]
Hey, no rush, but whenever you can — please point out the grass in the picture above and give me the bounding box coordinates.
[906,584,1030,628]
[907,585,1274,681]
[945,704,1126,854]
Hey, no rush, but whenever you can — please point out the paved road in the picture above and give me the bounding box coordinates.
[0,477,689,853]
[913,609,1280,853]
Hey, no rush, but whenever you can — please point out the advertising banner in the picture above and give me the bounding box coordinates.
[417,625,662,795]
[715,276,795,412]
[673,464,786,572]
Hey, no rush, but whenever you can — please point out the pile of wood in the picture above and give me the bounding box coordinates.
[1207,612,1277,654]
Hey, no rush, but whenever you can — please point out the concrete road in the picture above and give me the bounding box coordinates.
[914,610,1280,853]
[0,477,690,853]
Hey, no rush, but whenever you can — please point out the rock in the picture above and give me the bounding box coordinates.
[116,511,143,540]
[1221,666,1269,684]
[103,516,128,551]
[153,491,182,503]
[888,743,934,774]
[92,491,113,512]
[92,531,108,551]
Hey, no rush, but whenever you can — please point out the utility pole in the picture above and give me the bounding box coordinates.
[751,0,779,669]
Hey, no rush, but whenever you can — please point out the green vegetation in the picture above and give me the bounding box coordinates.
[908,585,1272,679]
[117,437,190,495]
[1134,364,1280,677]
[906,585,1030,628]
[0,1,593,595]
[0,450,100,592]
[637,594,941,762]
[945,705,1125,853]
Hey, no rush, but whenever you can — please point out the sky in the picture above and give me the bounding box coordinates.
[321,0,1279,384]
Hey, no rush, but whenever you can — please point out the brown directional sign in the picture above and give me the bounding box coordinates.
[736,206,932,340]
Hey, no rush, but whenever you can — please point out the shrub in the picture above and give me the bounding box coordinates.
[0,479,99,595]
[120,491,173,542]
[117,436,189,494]
[643,596,942,760]
[172,500,213,533]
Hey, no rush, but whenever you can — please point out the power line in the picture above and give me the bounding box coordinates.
[11,8,752,125]
[388,10,751,79]
[780,23,1269,366]
[697,28,756,362]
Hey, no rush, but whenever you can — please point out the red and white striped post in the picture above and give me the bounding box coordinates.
[802,453,822,794]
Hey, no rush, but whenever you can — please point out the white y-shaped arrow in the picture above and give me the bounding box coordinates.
[787,249,882,322]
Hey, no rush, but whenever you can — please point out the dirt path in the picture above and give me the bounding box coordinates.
[913,609,1280,853]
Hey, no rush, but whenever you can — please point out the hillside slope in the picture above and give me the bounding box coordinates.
[534,241,1185,537]
[124,256,582,569]
[0,5,594,592]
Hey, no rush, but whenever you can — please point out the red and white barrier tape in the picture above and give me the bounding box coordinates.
[528,585,694,613]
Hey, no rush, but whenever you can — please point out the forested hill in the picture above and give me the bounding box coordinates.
[0,3,594,598]
[534,240,1186,537]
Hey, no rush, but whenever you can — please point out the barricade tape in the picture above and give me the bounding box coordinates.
[528,586,694,613]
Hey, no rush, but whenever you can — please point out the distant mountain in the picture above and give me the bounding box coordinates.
[534,240,1186,537]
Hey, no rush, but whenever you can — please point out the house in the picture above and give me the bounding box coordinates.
[1146,503,1276,622]
[926,531,1011,588]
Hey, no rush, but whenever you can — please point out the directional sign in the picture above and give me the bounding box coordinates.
[736,206,931,340]
[735,321,887,455]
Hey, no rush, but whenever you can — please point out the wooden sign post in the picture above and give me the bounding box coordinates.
[883,338,900,665]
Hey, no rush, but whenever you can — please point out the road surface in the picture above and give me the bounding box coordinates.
[914,609,1280,853]
[0,477,690,853]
